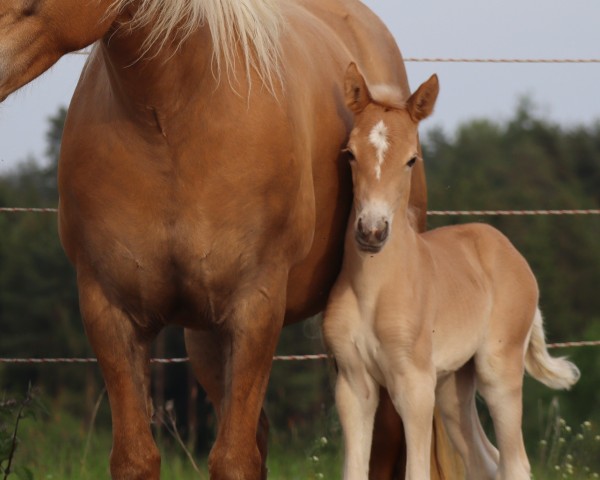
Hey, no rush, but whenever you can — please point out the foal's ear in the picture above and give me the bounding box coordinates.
[406,74,439,122]
[345,62,371,114]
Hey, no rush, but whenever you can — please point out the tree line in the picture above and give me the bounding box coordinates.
[1,101,599,454]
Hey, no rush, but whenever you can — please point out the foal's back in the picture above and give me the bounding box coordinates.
[422,221,538,307]
[420,222,539,367]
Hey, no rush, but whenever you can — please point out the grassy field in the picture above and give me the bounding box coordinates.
[9,414,341,479]
[4,405,599,479]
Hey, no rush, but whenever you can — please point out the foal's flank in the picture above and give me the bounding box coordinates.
[323,63,580,480]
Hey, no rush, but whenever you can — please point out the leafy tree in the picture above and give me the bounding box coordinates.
[0,109,93,417]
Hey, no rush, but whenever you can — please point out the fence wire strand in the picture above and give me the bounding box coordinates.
[405,57,600,64]
[1,340,598,365]
[67,51,600,63]
[2,207,600,216]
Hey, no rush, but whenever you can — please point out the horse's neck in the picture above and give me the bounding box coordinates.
[99,16,214,113]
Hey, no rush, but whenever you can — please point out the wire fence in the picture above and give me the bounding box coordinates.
[2,207,600,216]
[69,50,600,64]
[2,339,600,366]
[2,51,599,367]
[404,58,600,64]
[1,206,599,361]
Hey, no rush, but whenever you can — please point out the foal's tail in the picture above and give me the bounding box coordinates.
[525,308,580,390]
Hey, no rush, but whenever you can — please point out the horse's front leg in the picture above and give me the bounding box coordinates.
[336,367,380,480]
[185,328,271,479]
[78,273,160,480]
[369,388,406,479]
[387,364,436,480]
[206,270,287,480]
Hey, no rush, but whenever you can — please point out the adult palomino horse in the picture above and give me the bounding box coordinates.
[323,63,581,480]
[0,0,459,478]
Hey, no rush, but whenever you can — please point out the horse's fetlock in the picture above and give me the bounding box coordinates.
[110,441,161,480]
[209,443,262,480]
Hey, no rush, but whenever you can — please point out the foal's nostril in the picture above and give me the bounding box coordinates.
[375,221,389,242]
[357,217,365,236]
[357,217,370,241]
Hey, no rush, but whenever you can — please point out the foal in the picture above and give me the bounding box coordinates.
[323,63,580,480]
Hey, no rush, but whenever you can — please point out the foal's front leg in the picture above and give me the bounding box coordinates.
[387,364,436,480]
[336,366,380,480]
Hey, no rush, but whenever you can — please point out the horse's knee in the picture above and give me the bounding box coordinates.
[209,441,262,480]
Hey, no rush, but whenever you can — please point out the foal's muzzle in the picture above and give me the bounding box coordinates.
[355,217,389,253]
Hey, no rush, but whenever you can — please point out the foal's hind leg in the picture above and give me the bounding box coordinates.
[436,362,498,479]
[78,274,160,480]
[476,347,531,480]
[185,328,270,479]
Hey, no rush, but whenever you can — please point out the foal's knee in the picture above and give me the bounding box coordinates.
[391,369,436,420]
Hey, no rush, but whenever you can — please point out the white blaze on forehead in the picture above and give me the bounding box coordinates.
[368,120,389,180]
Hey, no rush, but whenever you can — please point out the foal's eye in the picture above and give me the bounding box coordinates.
[406,156,418,168]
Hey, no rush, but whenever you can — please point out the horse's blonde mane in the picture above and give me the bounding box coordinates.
[111,0,283,92]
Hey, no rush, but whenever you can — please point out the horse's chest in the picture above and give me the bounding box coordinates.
[75,217,257,327]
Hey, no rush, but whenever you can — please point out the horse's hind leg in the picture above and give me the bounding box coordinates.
[185,328,270,479]
[78,274,160,479]
[436,361,498,479]
[476,347,531,480]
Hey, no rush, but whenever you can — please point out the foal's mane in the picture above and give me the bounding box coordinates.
[369,84,406,111]
[110,0,283,91]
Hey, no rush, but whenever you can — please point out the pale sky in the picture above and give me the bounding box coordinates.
[0,0,599,172]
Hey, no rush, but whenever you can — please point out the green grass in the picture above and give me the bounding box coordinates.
[531,416,600,480]
[4,407,599,479]
[12,414,206,479]
[7,410,342,479]
[268,435,341,479]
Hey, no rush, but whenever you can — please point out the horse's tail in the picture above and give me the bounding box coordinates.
[524,308,580,390]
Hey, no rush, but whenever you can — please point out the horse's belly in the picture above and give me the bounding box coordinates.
[431,303,490,375]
